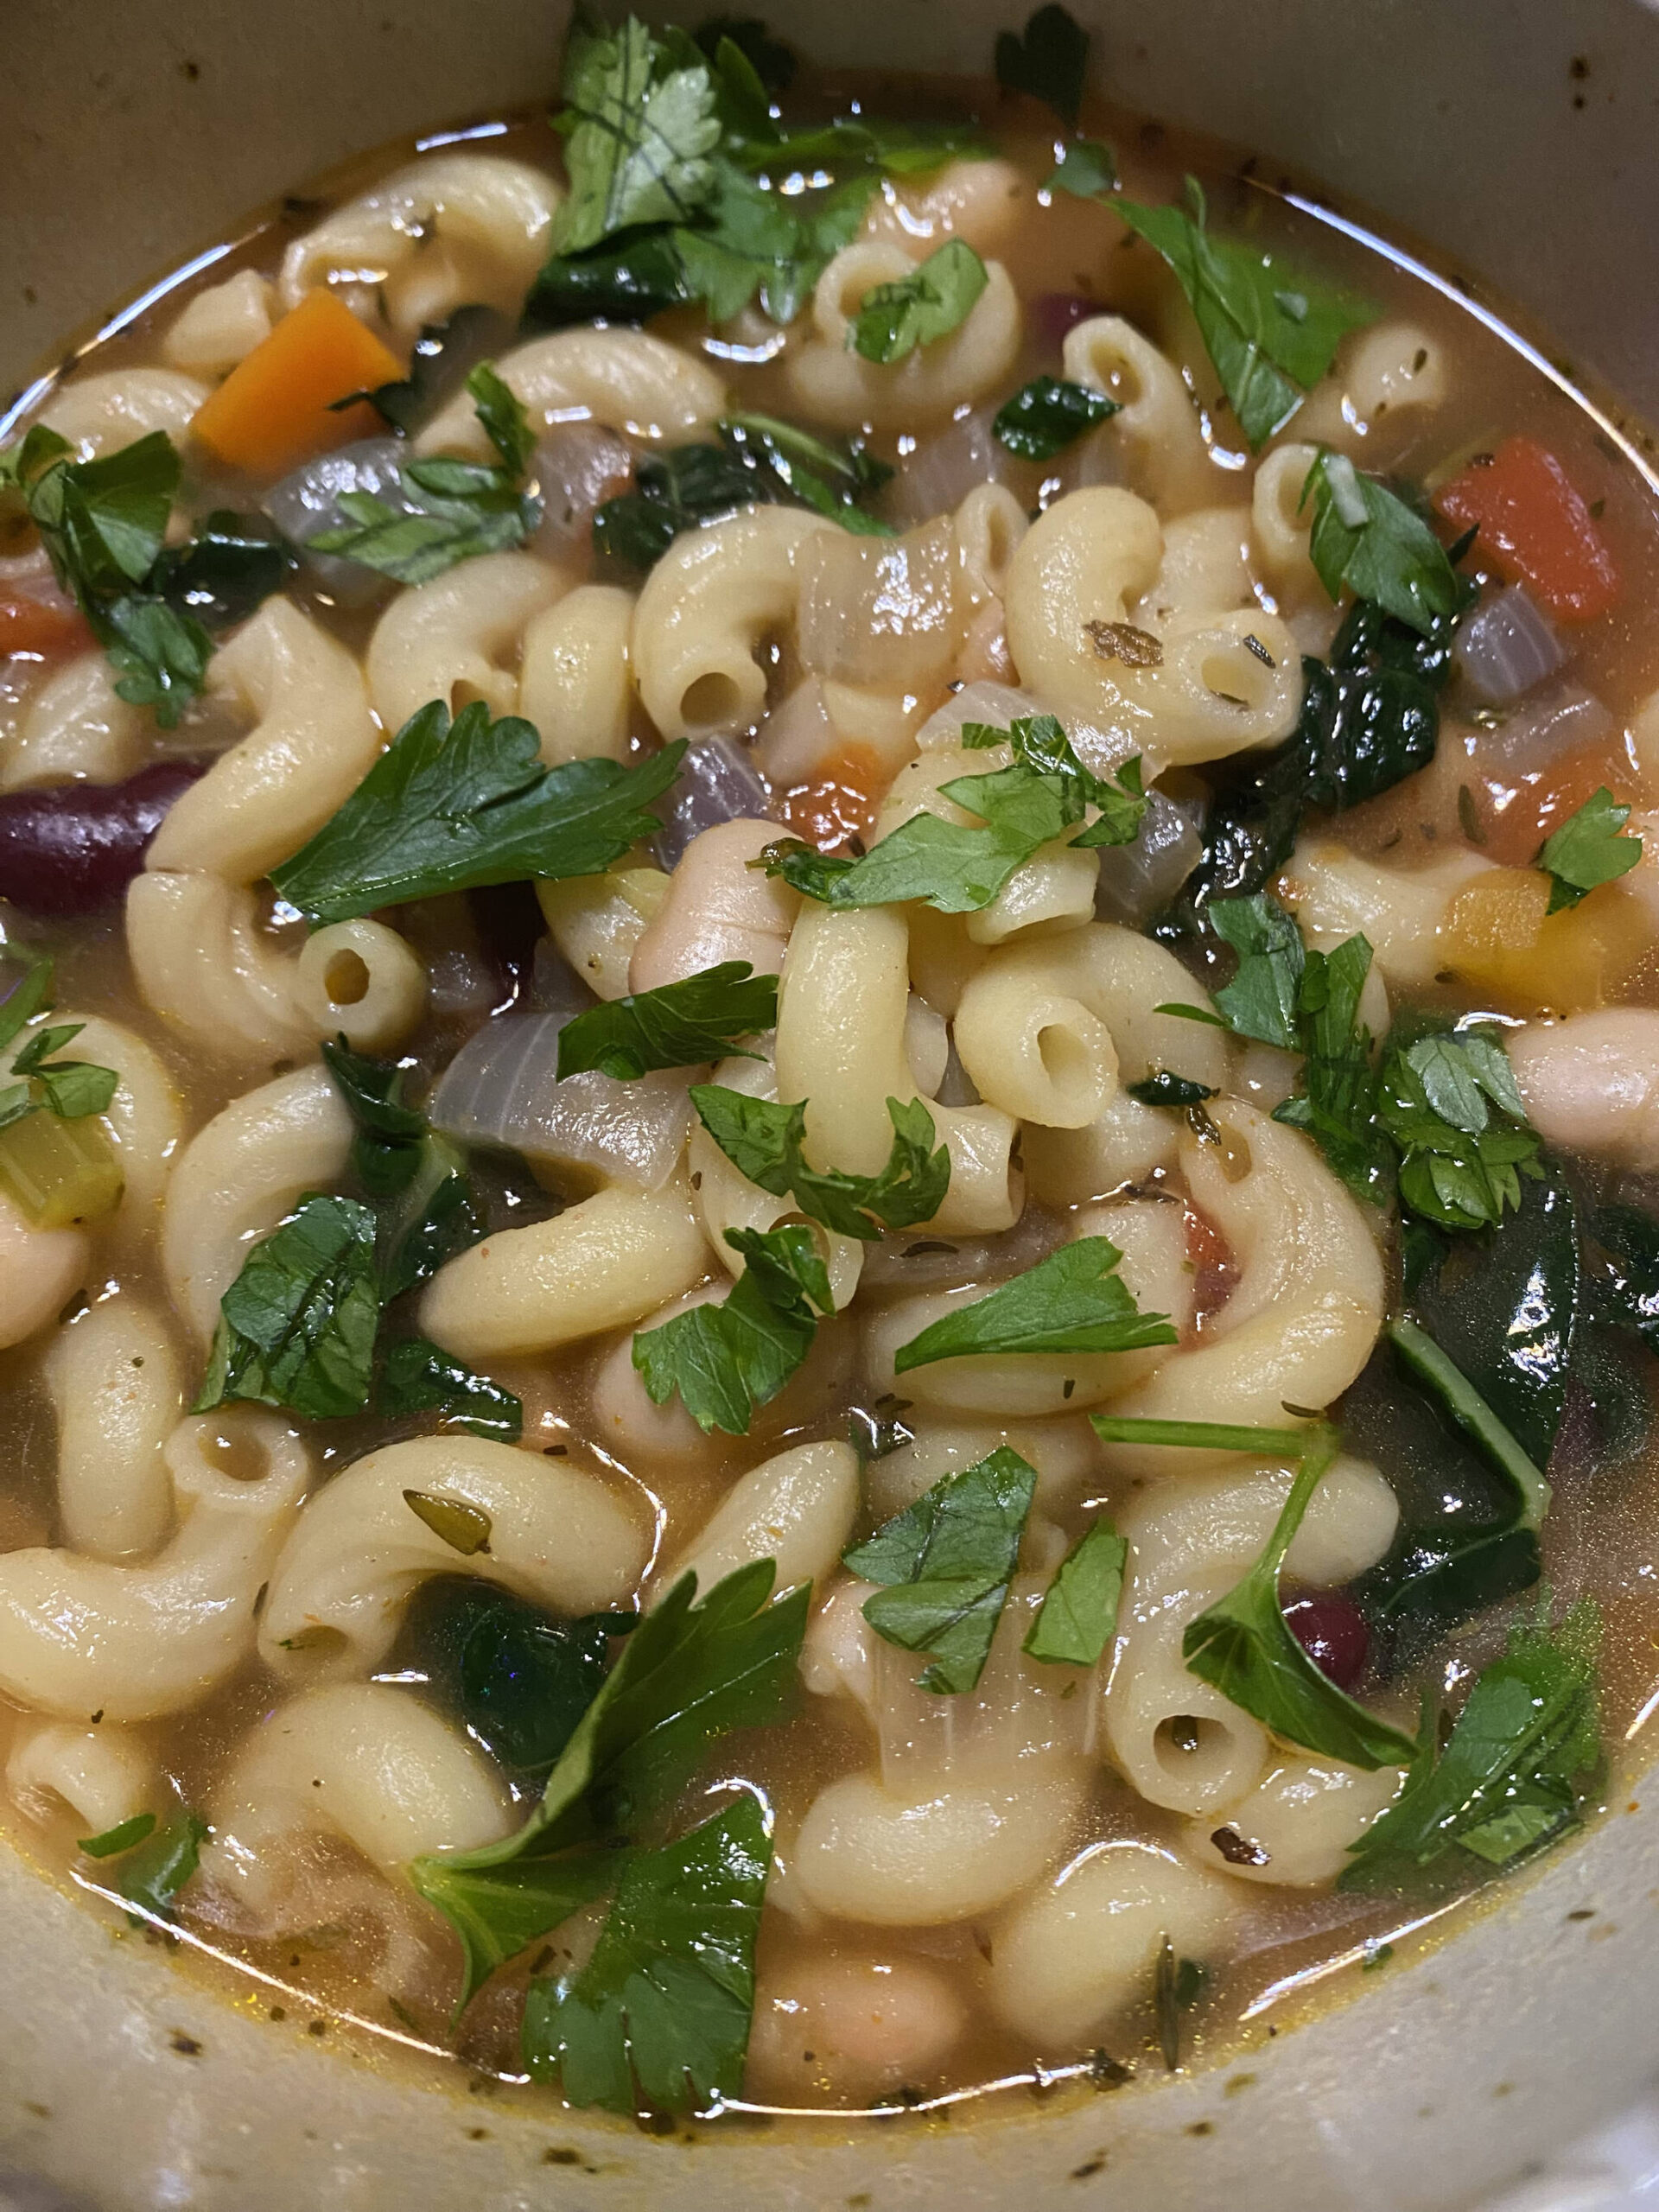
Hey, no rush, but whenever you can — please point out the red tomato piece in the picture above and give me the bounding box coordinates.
[0,590,93,659]
[1435,435,1619,624]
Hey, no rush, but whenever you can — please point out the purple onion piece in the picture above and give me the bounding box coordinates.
[1032,292,1103,352]
[0,761,205,918]
[857,1205,1069,1294]
[532,425,635,563]
[1096,786,1205,925]
[652,737,771,871]
[261,436,414,606]
[1453,583,1566,705]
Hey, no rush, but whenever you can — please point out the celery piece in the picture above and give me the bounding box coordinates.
[0,1109,123,1227]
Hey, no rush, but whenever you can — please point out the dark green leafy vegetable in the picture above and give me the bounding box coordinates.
[1116,179,1375,448]
[1587,1201,1659,1350]
[1387,1318,1550,1529]
[107,1810,210,1925]
[893,1237,1176,1373]
[1090,1414,1315,1454]
[994,3,1091,125]
[409,1561,807,2006]
[379,1336,522,1441]
[992,376,1118,460]
[523,1796,771,2113]
[350,305,512,435]
[1300,450,1463,637]
[1126,1071,1217,1109]
[78,1813,156,1859]
[1205,890,1304,1051]
[1047,137,1116,199]
[1179,1426,1420,1767]
[850,238,988,365]
[844,1447,1037,1694]
[152,509,293,628]
[1536,786,1643,912]
[1342,1599,1601,1886]
[632,1222,835,1435]
[194,1195,380,1421]
[270,700,683,925]
[321,1038,479,1295]
[526,227,694,330]
[1023,1518,1126,1665]
[556,961,777,1079]
[690,1084,950,1242]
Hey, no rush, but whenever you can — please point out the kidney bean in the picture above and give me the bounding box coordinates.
[1282,1592,1370,1692]
[0,761,205,918]
[1032,292,1103,351]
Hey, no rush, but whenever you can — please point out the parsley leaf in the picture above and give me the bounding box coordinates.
[0,961,121,1135]
[995,3,1091,124]
[523,1796,771,2114]
[1023,1517,1126,1665]
[690,1085,950,1243]
[1117,179,1375,448]
[993,375,1118,460]
[892,1236,1177,1373]
[192,1194,381,1421]
[1536,785,1643,912]
[1341,1599,1601,1886]
[409,1560,807,2005]
[270,701,683,925]
[1195,890,1305,1050]
[467,361,536,477]
[379,1336,523,1442]
[1272,933,1394,1205]
[1300,450,1463,637]
[554,16,722,254]
[1386,1316,1551,1531]
[110,1810,209,1926]
[1046,137,1116,198]
[845,1447,1037,1694]
[850,238,988,365]
[78,1813,157,1859]
[321,1036,479,1293]
[556,962,778,1081]
[97,593,213,722]
[632,1222,835,1435]
[1179,1425,1421,1768]
[1374,1030,1541,1233]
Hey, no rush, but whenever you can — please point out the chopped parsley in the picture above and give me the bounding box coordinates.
[690,1085,950,1242]
[632,1222,836,1435]
[993,375,1119,460]
[1300,450,1464,638]
[0,957,119,1133]
[892,1236,1177,1372]
[192,1194,382,1421]
[556,962,779,1080]
[1023,1517,1126,1665]
[1536,786,1643,912]
[850,238,989,365]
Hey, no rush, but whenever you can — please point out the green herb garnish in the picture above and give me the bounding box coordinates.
[192,1194,381,1421]
[1536,786,1643,912]
[690,1084,950,1242]
[1300,450,1463,638]
[379,1337,523,1442]
[992,375,1118,460]
[1023,1517,1126,1665]
[556,962,778,1080]
[893,1237,1176,1373]
[632,1222,836,1435]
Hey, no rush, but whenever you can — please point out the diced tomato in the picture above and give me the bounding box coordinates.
[1183,1202,1237,1330]
[1470,734,1639,867]
[775,743,887,853]
[0,590,93,659]
[1435,435,1619,623]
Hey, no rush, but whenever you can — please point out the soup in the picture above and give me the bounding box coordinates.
[2,1,1657,2126]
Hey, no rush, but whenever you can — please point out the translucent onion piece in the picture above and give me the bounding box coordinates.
[652,736,772,871]
[531,424,634,564]
[429,1010,692,1190]
[1454,583,1566,705]
[261,435,416,606]
[1476,680,1614,776]
[891,405,1013,528]
[797,519,961,692]
[914,679,1045,753]
[1096,785,1205,925]
[856,1204,1067,1294]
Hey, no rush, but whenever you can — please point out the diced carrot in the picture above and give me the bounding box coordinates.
[1440,866,1645,1013]
[0,590,93,659]
[776,742,887,852]
[1434,435,1619,623]
[189,291,404,477]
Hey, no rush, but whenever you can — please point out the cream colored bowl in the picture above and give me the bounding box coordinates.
[3,3,1659,2206]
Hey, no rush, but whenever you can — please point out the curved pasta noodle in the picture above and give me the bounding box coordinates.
[258,1435,646,1676]
[775,901,1020,1235]
[365,550,567,740]
[126,869,318,1068]
[861,158,1030,260]
[279,154,559,334]
[202,1684,512,1920]
[537,865,669,1001]
[6,1720,157,1835]
[163,270,275,376]
[1251,442,1321,604]
[36,367,207,458]
[418,1177,710,1362]
[1509,1009,1659,1167]
[786,240,1022,431]
[664,1440,860,1599]
[1135,506,1255,622]
[1062,315,1215,512]
[629,817,798,992]
[588,1287,728,1467]
[416,327,725,457]
[1294,321,1448,448]
[3,652,145,792]
[160,1065,354,1344]
[518,582,635,764]
[146,599,381,884]
[1181,1754,1405,1886]
[0,1192,88,1354]
[0,1413,310,1722]
[292,920,429,1053]
[1099,1101,1385,1463]
[43,1294,182,1560]
[632,506,837,741]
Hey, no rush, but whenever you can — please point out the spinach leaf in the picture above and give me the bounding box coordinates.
[270,701,683,924]
[1047,137,1116,198]
[1587,1201,1659,1350]
[378,1336,522,1441]
[1537,786,1643,912]
[193,1195,380,1421]
[849,238,988,365]
[523,1796,770,2114]
[1116,179,1375,448]
[844,1447,1036,1694]
[994,3,1091,125]
[690,1085,950,1242]
[526,227,693,330]
[1341,1599,1601,1886]
[1387,1318,1551,1529]
[1126,1071,1217,1109]
[993,375,1118,460]
[893,1237,1177,1372]
[409,1561,807,2005]
[1300,451,1463,636]
[1180,1427,1420,1768]
[152,509,292,629]
[632,1222,835,1435]
[321,1038,479,1293]
[356,305,514,434]
[1023,1517,1126,1665]
[556,961,777,1080]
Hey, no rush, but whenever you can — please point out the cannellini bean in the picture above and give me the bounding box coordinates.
[1508,1010,1659,1166]
[747,1954,968,2103]
[1182,1756,1405,1887]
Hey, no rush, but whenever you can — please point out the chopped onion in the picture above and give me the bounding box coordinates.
[1096,785,1205,925]
[891,405,1014,526]
[1453,583,1567,705]
[1321,451,1370,529]
[262,436,413,605]
[1475,679,1614,775]
[915,680,1045,753]
[531,424,634,564]
[653,737,771,870]
[797,520,961,691]
[857,1204,1066,1294]
[755,677,838,785]
[429,1010,691,1191]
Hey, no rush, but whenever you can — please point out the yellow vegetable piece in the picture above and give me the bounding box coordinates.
[1440,867,1645,1014]
[0,1109,123,1229]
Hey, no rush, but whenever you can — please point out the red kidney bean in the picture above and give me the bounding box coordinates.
[1282,1592,1370,1692]
[1032,292,1103,351]
[0,761,205,918]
